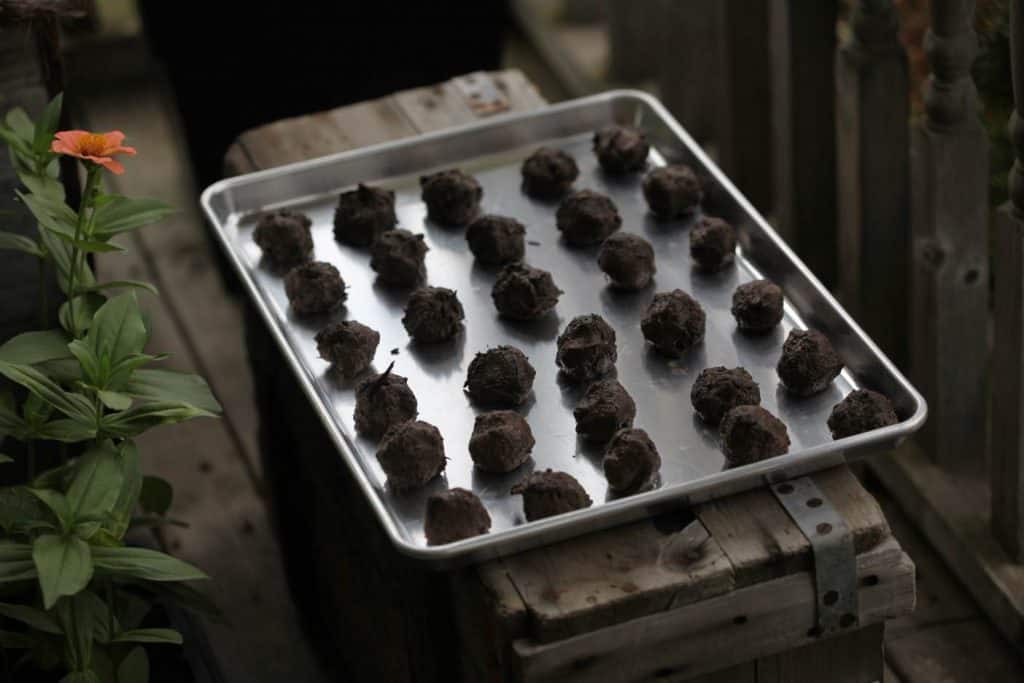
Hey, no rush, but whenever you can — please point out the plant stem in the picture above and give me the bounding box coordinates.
[38,257,48,328]
[26,440,36,482]
[66,165,101,339]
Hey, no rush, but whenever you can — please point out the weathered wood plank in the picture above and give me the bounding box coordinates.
[756,624,884,683]
[658,0,722,144]
[886,618,1024,683]
[605,0,661,83]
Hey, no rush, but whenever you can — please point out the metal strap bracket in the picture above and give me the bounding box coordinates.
[770,476,860,637]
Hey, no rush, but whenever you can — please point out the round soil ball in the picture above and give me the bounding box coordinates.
[720,405,790,468]
[691,366,761,425]
[598,232,656,290]
[690,216,737,272]
[284,261,346,315]
[333,183,397,247]
[574,379,637,443]
[604,428,661,493]
[376,420,446,491]
[521,147,579,199]
[492,262,562,320]
[402,287,465,343]
[466,215,526,266]
[777,330,844,396]
[732,280,784,333]
[593,125,650,174]
[556,314,617,382]
[315,320,380,379]
[469,410,535,473]
[253,209,314,267]
[511,469,593,521]
[370,229,428,287]
[642,165,702,219]
[641,289,706,357]
[556,190,622,246]
[465,345,536,407]
[828,389,898,439]
[424,488,491,546]
[420,169,482,227]
[353,366,418,439]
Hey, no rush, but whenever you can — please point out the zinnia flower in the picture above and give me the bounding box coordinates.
[51,130,136,175]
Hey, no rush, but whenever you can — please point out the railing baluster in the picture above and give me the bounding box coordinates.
[991,0,1024,561]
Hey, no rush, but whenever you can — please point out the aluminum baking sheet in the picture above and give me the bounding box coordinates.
[201,91,926,566]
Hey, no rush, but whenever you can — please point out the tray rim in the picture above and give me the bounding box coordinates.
[200,89,927,567]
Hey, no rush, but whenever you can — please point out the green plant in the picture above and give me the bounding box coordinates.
[0,95,220,681]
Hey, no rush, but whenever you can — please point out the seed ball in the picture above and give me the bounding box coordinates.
[573,379,637,443]
[333,183,397,247]
[777,330,844,396]
[315,320,380,379]
[603,428,661,493]
[492,262,562,320]
[253,210,314,267]
[420,169,482,227]
[691,367,761,426]
[720,405,790,467]
[521,147,579,199]
[370,229,428,287]
[466,215,526,266]
[556,190,622,246]
[732,280,785,333]
[641,289,706,357]
[598,232,656,290]
[511,469,593,521]
[402,287,465,343]
[593,125,650,174]
[424,488,491,545]
[469,410,535,473]
[690,216,737,272]
[376,420,446,491]
[556,314,617,382]
[828,389,898,439]
[465,345,536,407]
[284,261,346,315]
[642,165,702,219]
[353,365,418,439]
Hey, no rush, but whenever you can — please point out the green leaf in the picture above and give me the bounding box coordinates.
[0,540,37,584]
[139,476,173,516]
[97,390,132,411]
[0,602,62,634]
[117,647,149,683]
[0,230,43,257]
[39,228,95,295]
[32,534,93,608]
[0,124,33,160]
[67,339,101,386]
[92,196,174,236]
[124,369,222,414]
[5,108,33,141]
[55,592,99,674]
[33,93,62,156]
[0,454,11,464]
[86,293,148,370]
[105,441,142,541]
[112,628,183,645]
[0,329,72,365]
[29,489,71,529]
[0,361,96,423]
[91,546,206,582]
[0,391,28,439]
[0,629,35,648]
[36,419,97,443]
[61,670,101,683]
[81,280,159,296]
[67,442,123,521]
[105,354,161,392]
[100,401,214,438]
[18,169,65,201]
[59,294,106,336]
[0,488,48,535]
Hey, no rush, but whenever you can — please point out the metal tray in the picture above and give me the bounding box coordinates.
[200,91,926,567]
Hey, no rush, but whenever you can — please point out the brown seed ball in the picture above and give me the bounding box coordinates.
[402,287,465,344]
[603,428,661,493]
[284,261,346,315]
[593,125,650,174]
[598,232,656,290]
[511,469,592,521]
[556,190,622,246]
[370,229,428,287]
[521,147,579,199]
[465,346,536,407]
[574,379,637,443]
[690,216,737,272]
[376,420,446,491]
[466,215,526,265]
[353,366,418,439]
[777,330,844,396]
[469,410,535,473]
[315,320,380,379]
[720,405,790,467]
[556,314,617,382]
[253,210,314,267]
[641,289,706,357]
[333,184,397,247]
[732,280,785,333]
[420,169,482,227]
[492,262,562,320]
[424,488,491,545]
[828,389,898,439]
[642,165,702,219]
[691,367,761,425]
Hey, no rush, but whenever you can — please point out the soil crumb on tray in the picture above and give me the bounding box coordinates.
[777,329,844,396]
[370,228,428,287]
[828,389,898,439]
[469,410,535,473]
[690,216,737,272]
[333,183,397,247]
[402,286,465,343]
[284,261,346,315]
[556,314,617,382]
[424,488,491,545]
[720,405,790,468]
[512,469,592,521]
[691,366,761,426]
[731,279,784,333]
[464,345,536,407]
[253,209,314,267]
[573,378,637,443]
[521,146,579,199]
[604,428,661,493]
[641,289,706,357]
[598,232,656,290]
[466,214,526,265]
[556,190,622,246]
[492,262,562,320]
[376,420,446,491]
[353,363,418,439]
[593,125,649,174]
[420,169,482,227]
[315,320,380,379]
[642,164,702,219]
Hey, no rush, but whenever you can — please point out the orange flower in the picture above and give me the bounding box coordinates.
[51,130,137,175]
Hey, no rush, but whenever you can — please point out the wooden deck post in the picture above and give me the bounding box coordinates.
[991,0,1024,562]
[909,0,989,469]
[835,0,910,368]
